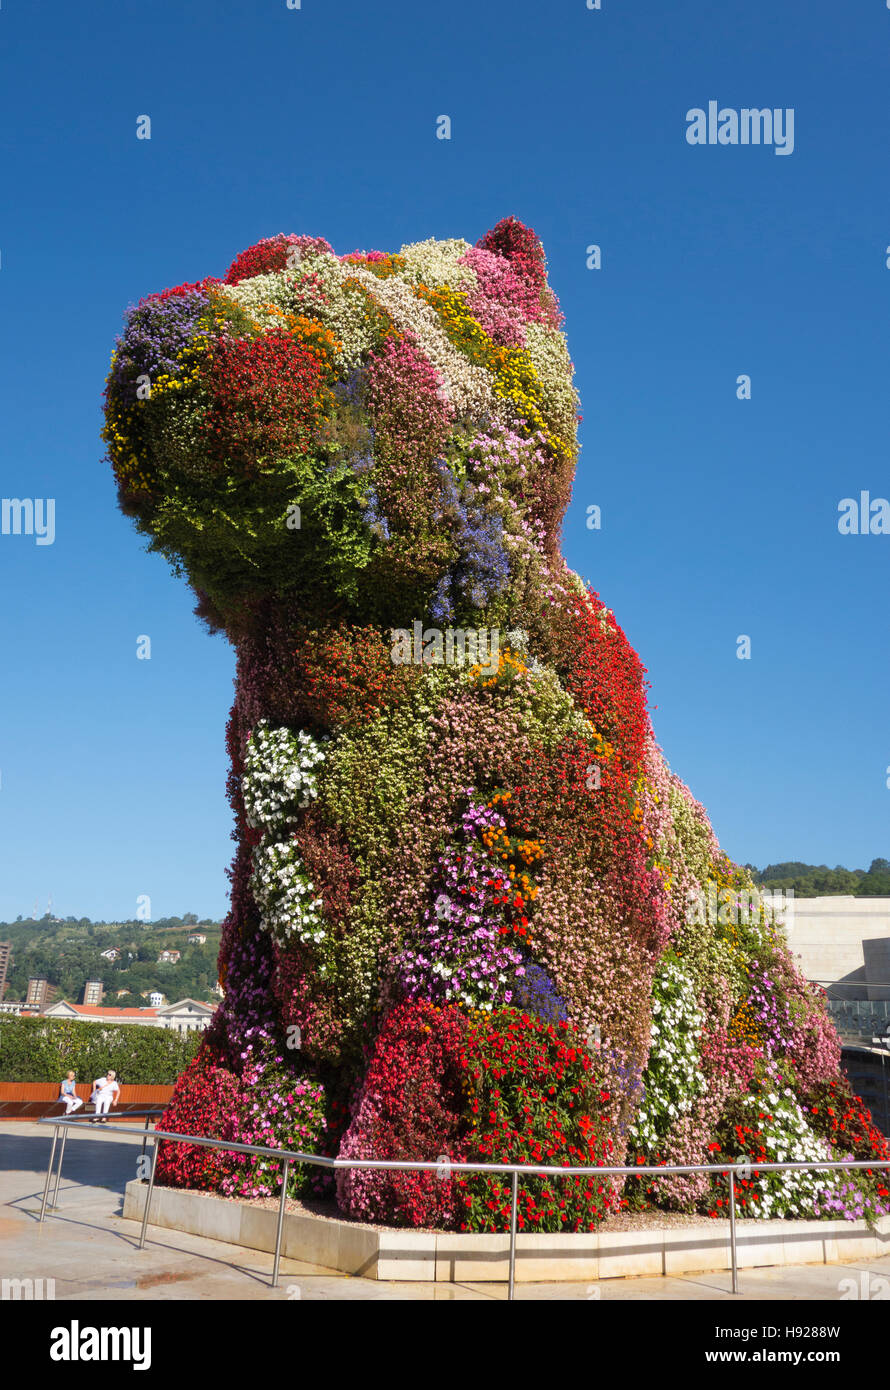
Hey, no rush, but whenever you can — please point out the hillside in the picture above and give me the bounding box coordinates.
[0,914,222,1005]
[749,859,890,898]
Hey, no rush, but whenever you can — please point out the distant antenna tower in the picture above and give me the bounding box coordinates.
[31,898,39,920]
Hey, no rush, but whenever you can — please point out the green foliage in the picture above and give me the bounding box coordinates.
[751,860,890,897]
[0,1014,201,1084]
[319,667,451,875]
[141,448,381,627]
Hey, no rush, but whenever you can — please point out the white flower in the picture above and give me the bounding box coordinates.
[242,722,325,829]
[398,237,476,290]
[250,837,325,948]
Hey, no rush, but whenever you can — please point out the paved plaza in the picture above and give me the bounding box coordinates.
[1,1122,888,1301]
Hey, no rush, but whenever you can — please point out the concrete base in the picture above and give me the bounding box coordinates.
[122,1181,890,1283]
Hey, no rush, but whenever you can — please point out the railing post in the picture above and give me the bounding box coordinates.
[140,1113,151,1164]
[728,1167,739,1294]
[272,1158,291,1289]
[51,1127,69,1209]
[138,1135,161,1251]
[39,1125,60,1223]
[508,1170,518,1302]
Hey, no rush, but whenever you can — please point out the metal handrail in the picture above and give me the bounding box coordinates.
[36,1109,165,1221]
[33,1117,890,1298]
[38,1110,165,1122]
[140,1128,890,1298]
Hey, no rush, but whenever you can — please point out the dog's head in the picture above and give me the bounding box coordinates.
[103,220,578,639]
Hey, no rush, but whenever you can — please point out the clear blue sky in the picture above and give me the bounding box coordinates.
[0,0,887,922]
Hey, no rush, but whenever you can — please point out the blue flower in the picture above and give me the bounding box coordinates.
[430,462,510,619]
[332,367,366,408]
[511,963,568,1025]
[110,290,211,400]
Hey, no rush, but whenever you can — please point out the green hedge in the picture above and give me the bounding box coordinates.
[0,1015,202,1085]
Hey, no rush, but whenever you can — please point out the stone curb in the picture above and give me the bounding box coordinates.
[122,1180,890,1282]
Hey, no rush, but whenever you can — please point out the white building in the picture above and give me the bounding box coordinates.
[42,998,215,1033]
[785,896,890,1000]
[156,998,215,1033]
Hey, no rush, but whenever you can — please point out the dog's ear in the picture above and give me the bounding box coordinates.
[476,215,547,280]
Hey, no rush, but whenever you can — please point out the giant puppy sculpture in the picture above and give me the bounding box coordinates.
[104,221,859,1231]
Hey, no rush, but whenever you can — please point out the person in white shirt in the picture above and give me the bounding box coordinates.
[90,1070,121,1123]
[58,1071,84,1114]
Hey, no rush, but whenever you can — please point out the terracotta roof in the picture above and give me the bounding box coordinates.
[54,1004,159,1018]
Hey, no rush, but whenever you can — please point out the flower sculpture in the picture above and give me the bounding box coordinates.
[104,221,887,1231]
